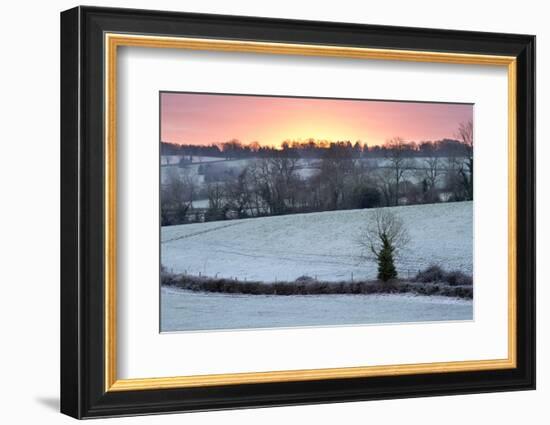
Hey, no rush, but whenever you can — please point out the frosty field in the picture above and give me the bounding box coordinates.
[161,202,473,331]
[161,202,473,282]
[161,287,473,332]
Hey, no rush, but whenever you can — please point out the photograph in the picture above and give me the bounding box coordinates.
[159,92,475,332]
[57,4,536,419]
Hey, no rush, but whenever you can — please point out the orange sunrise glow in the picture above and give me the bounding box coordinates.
[161,92,473,148]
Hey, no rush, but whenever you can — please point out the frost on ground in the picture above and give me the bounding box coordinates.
[161,202,472,282]
[161,202,473,331]
[161,287,473,332]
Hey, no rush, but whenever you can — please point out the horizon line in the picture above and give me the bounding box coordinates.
[160,137,466,150]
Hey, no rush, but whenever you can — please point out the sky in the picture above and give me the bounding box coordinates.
[160,92,472,148]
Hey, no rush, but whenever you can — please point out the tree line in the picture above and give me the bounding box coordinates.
[161,135,471,160]
[161,121,473,226]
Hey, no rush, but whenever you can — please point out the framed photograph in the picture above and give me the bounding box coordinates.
[60,6,535,419]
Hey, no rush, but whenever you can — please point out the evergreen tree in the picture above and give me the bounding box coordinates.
[376,234,397,281]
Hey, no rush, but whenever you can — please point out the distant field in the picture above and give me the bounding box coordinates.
[161,201,473,282]
[161,155,223,165]
[160,155,466,188]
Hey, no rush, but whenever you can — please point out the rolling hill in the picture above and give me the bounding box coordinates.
[161,201,473,282]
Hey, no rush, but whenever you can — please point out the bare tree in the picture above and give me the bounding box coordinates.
[161,169,196,225]
[206,182,226,210]
[375,168,396,207]
[317,143,357,209]
[225,168,253,218]
[247,160,269,216]
[253,158,279,214]
[444,150,465,201]
[357,209,410,281]
[455,120,473,200]
[319,157,349,209]
[270,156,300,210]
[384,137,412,206]
[251,157,299,214]
[421,142,441,203]
[443,120,473,201]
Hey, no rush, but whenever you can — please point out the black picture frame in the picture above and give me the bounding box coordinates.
[61,5,535,419]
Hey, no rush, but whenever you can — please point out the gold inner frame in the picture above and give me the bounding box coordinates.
[104,33,517,392]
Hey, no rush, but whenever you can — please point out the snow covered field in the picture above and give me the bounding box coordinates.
[161,202,472,282]
[161,287,472,332]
